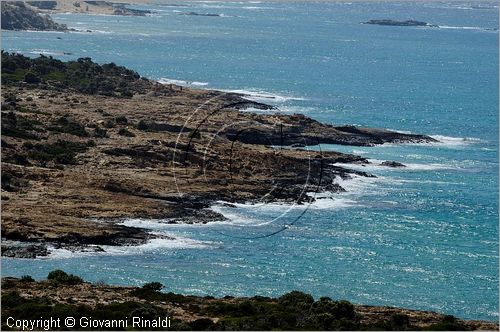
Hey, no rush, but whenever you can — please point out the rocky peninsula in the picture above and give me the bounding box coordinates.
[1,52,437,258]
[2,274,497,331]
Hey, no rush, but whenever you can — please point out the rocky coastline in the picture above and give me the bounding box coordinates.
[1,52,438,258]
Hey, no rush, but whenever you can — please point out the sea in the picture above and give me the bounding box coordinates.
[2,0,498,322]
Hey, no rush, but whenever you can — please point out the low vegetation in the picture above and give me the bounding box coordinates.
[0,271,475,331]
[47,270,83,285]
[24,140,89,165]
[1,51,150,98]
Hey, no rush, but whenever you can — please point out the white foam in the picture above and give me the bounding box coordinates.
[332,173,389,194]
[158,77,209,87]
[29,49,63,56]
[46,218,215,259]
[335,159,459,172]
[209,194,360,226]
[48,235,211,259]
[381,134,485,148]
[223,89,308,103]
[307,195,359,210]
[430,135,485,145]
[238,107,279,114]
[438,25,496,32]
[71,28,113,34]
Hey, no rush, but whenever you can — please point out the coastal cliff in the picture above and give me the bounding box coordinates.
[2,275,497,331]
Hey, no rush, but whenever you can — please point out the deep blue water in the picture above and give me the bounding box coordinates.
[2,1,498,321]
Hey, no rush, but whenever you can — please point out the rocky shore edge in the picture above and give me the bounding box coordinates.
[2,273,498,331]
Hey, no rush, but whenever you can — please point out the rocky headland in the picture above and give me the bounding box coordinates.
[1,52,437,258]
[1,1,68,31]
[2,274,498,331]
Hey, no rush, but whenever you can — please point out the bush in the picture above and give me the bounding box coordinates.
[1,112,41,139]
[142,282,163,292]
[117,128,135,137]
[20,275,35,282]
[103,119,115,128]
[47,270,83,285]
[26,140,88,165]
[391,313,410,328]
[24,71,40,84]
[136,119,149,130]
[93,127,108,138]
[4,153,30,166]
[2,52,145,98]
[189,318,214,330]
[48,116,88,137]
[278,291,314,309]
[115,115,128,124]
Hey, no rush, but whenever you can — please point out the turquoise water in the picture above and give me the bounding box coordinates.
[2,1,498,321]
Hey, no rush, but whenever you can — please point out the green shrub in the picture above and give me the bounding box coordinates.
[26,140,88,165]
[142,282,163,291]
[189,318,214,330]
[47,270,83,285]
[24,71,40,84]
[103,119,115,128]
[93,126,108,138]
[3,153,30,166]
[117,128,135,137]
[48,116,88,137]
[278,291,314,310]
[136,119,149,130]
[1,52,144,98]
[1,112,41,139]
[391,313,410,328]
[115,115,128,124]
[20,275,35,282]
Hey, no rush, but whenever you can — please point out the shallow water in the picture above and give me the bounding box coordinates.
[2,0,498,321]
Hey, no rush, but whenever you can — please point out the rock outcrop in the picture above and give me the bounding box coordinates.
[381,160,406,168]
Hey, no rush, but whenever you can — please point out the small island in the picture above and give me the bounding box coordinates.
[362,19,438,27]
